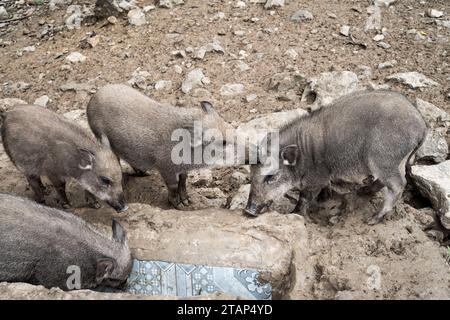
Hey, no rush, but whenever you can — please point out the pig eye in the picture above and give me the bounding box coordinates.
[100,176,112,187]
[264,174,277,184]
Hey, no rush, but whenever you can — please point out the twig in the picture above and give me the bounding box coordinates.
[0,15,32,24]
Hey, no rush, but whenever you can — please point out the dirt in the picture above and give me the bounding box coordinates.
[0,0,450,299]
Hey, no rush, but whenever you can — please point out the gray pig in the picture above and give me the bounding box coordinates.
[0,193,132,290]
[244,90,427,225]
[1,105,127,212]
[87,84,242,208]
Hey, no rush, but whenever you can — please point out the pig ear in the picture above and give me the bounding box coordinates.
[78,148,95,170]
[96,258,115,284]
[112,219,127,245]
[200,101,215,114]
[280,144,299,166]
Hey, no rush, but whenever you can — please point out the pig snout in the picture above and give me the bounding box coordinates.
[243,200,272,217]
[108,195,128,213]
[244,202,259,216]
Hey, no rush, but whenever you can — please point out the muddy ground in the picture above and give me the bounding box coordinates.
[0,0,450,299]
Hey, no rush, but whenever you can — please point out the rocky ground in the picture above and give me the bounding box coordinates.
[0,0,450,299]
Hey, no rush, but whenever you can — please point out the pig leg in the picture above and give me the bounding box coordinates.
[178,173,191,206]
[162,172,184,208]
[26,175,45,204]
[367,174,406,225]
[292,188,322,218]
[85,190,101,209]
[48,177,70,209]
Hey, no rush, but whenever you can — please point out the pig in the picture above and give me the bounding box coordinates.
[87,84,246,208]
[1,105,127,212]
[244,90,427,225]
[0,193,132,290]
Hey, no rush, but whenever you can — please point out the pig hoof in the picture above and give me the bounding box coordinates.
[89,202,101,209]
[62,203,71,209]
[181,197,191,206]
[366,215,383,225]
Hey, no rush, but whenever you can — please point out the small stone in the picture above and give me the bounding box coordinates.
[154,80,172,90]
[181,68,205,94]
[128,8,146,26]
[143,5,156,12]
[284,48,298,60]
[365,5,381,32]
[220,83,245,96]
[0,98,28,113]
[377,41,391,49]
[246,94,257,102]
[264,0,285,9]
[229,184,250,210]
[373,34,385,41]
[234,30,245,37]
[235,61,250,72]
[234,1,246,8]
[214,12,225,20]
[128,68,151,90]
[0,6,9,20]
[427,9,444,18]
[374,0,396,7]
[230,171,248,188]
[386,72,440,89]
[378,60,397,69]
[173,65,183,74]
[107,16,117,24]
[87,35,100,48]
[172,50,186,58]
[33,95,49,107]
[340,25,350,37]
[290,10,314,22]
[66,52,86,63]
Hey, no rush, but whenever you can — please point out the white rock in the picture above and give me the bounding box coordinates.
[386,72,440,89]
[65,5,84,30]
[65,52,86,63]
[290,10,314,22]
[427,9,444,18]
[264,0,284,9]
[340,25,350,37]
[246,94,258,102]
[181,68,205,94]
[143,5,156,12]
[194,41,225,60]
[220,83,245,96]
[411,161,450,228]
[365,5,382,32]
[229,184,250,210]
[356,65,373,80]
[235,61,250,72]
[33,95,50,107]
[374,0,396,7]
[234,30,245,37]
[377,41,391,49]
[415,99,450,163]
[284,48,298,60]
[234,1,246,8]
[237,109,308,145]
[214,12,225,19]
[128,8,146,26]
[373,34,384,41]
[378,60,396,69]
[173,65,183,74]
[0,98,28,112]
[128,68,151,90]
[154,80,172,90]
[0,6,8,20]
[301,71,359,108]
